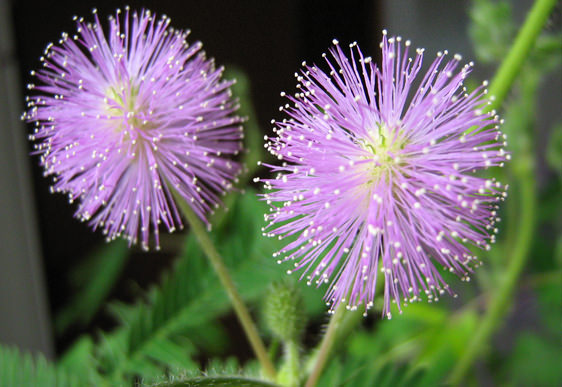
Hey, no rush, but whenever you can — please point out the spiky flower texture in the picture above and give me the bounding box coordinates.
[262,32,509,318]
[25,9,243,249]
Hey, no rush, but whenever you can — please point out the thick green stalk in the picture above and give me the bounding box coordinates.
[474,0,557,119]
[278,340,300,387]
[304,305,346,387]
[172,191,276,380]
[449,169,536,384]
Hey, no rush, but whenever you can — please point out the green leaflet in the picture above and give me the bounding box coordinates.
[0,345,80,386]
[57,336,104,385]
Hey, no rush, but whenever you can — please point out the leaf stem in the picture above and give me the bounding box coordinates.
[278,340,300,387]
[484,0,557,115]
[304,305,346,387]
[173,191,277,380]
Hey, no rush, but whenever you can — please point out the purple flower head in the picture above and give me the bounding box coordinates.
[25,8,243,250]
[262,32,509,318]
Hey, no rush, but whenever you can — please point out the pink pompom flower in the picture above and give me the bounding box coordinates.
[25,8,243,250]
[262,31,508,318]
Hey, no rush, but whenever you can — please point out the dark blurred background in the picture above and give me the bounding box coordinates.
[1,0,558,372]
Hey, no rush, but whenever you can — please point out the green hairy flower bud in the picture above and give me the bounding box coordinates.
[263,281,306,342]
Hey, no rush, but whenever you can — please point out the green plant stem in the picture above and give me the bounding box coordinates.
[304,306,362,376]
[473,0,557,120]
[286,341,300,382]
[305,305,346,387]
[278,340,300,387]
[449,170,536,384]
[486,0,557,112]
[173,191,276,380]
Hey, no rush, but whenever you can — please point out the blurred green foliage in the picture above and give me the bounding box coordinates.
[0,346,79,386]
[470,0,515,63]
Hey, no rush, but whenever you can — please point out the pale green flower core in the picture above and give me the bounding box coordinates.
[358,124,407,184]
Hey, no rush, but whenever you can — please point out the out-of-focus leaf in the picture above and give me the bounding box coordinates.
[505,333,562,385]
[393,302,448,326]
[501,75,535,157]
[143,338,198,372]
[546,122,562,178]
[0,345,80,386]
[55,239,129,335]
[316,351,423,387]
[57,336,103,385]
[469,0,514,63]
[95,330,129,383]
[414,310,478,385]
[536,280,562,338]
[341,301,479,386]
[177,322,230,355]
[555,235,562,268]
[529,33,562,72]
